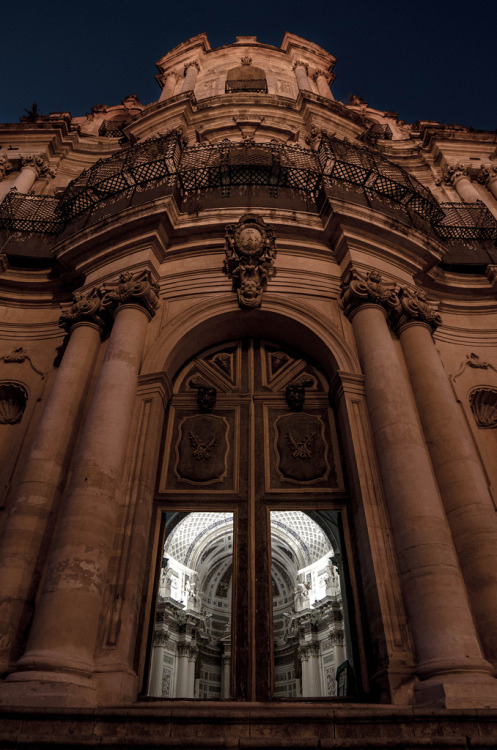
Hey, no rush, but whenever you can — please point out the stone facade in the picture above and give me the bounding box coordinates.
[1,31,497,747]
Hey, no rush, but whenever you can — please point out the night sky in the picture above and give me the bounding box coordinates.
[1,0,496,131]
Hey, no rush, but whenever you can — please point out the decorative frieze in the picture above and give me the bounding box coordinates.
[340,269,398,319]
[224,213,277,309]
[59,287,110,335]
[389,286,442,333]
[101,269,160,318]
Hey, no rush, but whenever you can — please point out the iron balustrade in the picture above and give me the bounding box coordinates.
[434,201,497,241]
[0,191,64,235]
[1,135,496,250]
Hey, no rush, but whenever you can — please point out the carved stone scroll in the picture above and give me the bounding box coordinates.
[59,287,110,335]
[101,269,160,317]
[389,286,442,334]
[340,269,398,319]
[224,214,277,310]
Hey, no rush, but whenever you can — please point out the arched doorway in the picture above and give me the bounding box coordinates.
[146,339,360,701]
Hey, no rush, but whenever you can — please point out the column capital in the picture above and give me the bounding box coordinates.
[59,286,110,335]
[477,164,497,187]
[184,60,200,75]
[439,163,470,187]
[162,69,178,81]
[389,286,442,334]
[101,269,160,318]
[339,268,398,320]
[20,154,54,178]
[312,68,335,84]
[0,155,13,180]
[292,59,309,74]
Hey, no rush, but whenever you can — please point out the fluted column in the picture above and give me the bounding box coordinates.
[181,61,199,93]
[341,269,496,707]
[312,69,334,99]
[293,61,311,92]
[9,270,159,705]
[391,286,497,667]
[299,643,321,696]
[159,71,178,101]
[0,288,108,673]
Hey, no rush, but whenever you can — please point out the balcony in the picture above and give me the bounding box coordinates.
[0,191,63,235]
[225,79,268,94]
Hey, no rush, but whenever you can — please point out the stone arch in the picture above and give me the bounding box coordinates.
[142,296,360,383]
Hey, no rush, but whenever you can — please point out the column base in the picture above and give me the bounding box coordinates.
[94,665,139,705]
[415,674,497,708]
[1,670,96,707]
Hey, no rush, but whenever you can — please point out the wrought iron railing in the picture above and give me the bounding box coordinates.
[58,132,184,221]
[362,123,393,144]
[434,201,497,241]
[317,136,444,223]
[225,79,268,94]
[176,140,321,197]
[0,191,64,235]
[2,135,497,254]
[98,120,129,138]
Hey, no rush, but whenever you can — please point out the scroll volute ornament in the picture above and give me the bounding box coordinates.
[224,214,277,310]
[340,269,398,319]
[389,286,442,333]
[59,287,110,335]
[101,269,160,317]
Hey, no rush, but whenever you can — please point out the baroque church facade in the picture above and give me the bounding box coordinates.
[1,31,497,747]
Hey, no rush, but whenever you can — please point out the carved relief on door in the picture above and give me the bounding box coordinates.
[159,340,343,495]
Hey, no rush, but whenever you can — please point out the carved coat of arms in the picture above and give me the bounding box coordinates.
[175,414,229,484]
[224,213,276,309]
[274,413,329,483]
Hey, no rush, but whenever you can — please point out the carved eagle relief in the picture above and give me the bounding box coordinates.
[176,414,229,483]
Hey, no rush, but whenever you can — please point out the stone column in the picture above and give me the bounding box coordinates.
[175,642,197,698]
[9,270,159,705]
[444,165,480,202]
[299,643,322,696]
[221,638,231,699]
[340,268,497,707]
[181,61,199,93]
[159,71,178,101]
[312,69,334,99]
[293,61,311,92]
[479,165,497,201]
[148,633,168,697]
[0,288,108,674]
[391,286,497,667]
[11,155,50,194]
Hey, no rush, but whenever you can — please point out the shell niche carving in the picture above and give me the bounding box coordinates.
[469,387,497,428]
[0,383,28,425]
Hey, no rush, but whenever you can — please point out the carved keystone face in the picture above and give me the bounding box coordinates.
[236,226,263,257]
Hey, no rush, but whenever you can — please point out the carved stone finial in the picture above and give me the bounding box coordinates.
[189,377,217,413]
[59,287,109,334]
[286,376,313,411]
[340,269,398,319]
[241,56,252,66]
[389,286,442,334]
[224,214,277,310]
[100,269,160,317]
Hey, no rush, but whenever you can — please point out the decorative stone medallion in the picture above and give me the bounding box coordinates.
[224,213,276,310]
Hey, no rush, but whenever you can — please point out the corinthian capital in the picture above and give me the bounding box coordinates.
[389,286,442,334]
[184,61,200,75]
[20,154,51,177]
[293,60,309,74]
[477,165,497,186]
[312,68,334,83]
[439,163,470,186]
[0,155,13,180]
[340,269,398,319]
[59,287,110,335]
[101,269,160,317]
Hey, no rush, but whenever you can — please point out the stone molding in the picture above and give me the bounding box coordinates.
[224,213,277,310]
[100,269,160,318]
[59,287,110,335]
[389,286,442,334]
[340,269,398,320]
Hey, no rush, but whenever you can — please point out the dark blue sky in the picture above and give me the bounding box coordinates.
[1,0,496,131]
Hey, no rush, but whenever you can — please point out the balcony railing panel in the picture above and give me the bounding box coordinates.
[0,192,64,235]
[225,79,268,93]
[434,201,497,241]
